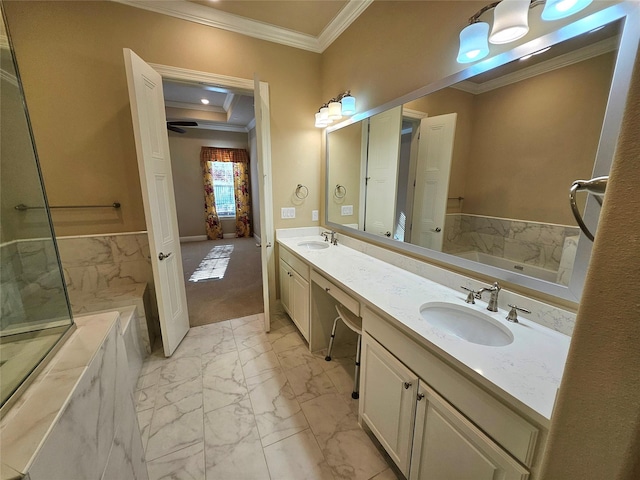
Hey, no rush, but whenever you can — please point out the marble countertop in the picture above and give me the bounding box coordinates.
[277,234,571,424]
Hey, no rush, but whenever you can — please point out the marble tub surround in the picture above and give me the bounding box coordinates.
[57,231,158,352]
[0,311,148,480]
[277,229,573,423]
[136,311,399,480]
[443,214,580,279]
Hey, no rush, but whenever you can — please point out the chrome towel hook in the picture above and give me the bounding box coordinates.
[569,176,607,242]
[334,184,347,199]
[295,184,309,199]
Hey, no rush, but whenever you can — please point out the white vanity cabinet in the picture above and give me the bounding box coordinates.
[361,307,540,479]
[278,246,310,340]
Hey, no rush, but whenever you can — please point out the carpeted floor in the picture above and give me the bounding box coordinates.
[180,237,263,326]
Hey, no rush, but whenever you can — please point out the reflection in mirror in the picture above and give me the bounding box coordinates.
[1,3,74,412]
[326,6,638,303]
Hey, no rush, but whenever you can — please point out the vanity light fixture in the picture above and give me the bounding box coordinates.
[314,91,356,128]
[457,0,593,64]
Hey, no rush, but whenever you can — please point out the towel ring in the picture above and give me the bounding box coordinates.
[295,184,309,199]
[334,184,347,199]
[569,176,607,242]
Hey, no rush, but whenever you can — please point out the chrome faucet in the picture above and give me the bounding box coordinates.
[322,230,338,245]
[476,282,501,312]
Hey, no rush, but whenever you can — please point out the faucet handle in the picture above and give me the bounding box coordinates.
[460,286,477,304]
[506,304,531,323]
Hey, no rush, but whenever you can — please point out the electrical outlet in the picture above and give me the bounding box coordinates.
[341,205,354,216]
[312,210,319,221]
[281,207,296,219]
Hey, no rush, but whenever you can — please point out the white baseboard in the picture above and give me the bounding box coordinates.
[254,234,261,246]
[223,233,236,239]
[180,235,207,243]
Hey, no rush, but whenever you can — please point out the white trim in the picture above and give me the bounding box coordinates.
[57,231,148,240]
[150,63,255,95]
[188,121,249,133]
[165,100,226,113]
[246,118,256,131]
[453,37,618,95]
[113,0,371,53]
[223,93,235,112]
[402,108,428,120]
[180,235,208,243]
[223,233,236,239]
[254,234,261,246]
[317,0,374,52]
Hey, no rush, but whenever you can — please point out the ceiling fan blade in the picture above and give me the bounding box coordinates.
[167,125,186,134]
[168,121,198,127]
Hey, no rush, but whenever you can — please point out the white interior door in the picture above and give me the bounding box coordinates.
[365,106,402,238]
[254,75,274,331]
[123,48,189,357]
[411,113,457,251]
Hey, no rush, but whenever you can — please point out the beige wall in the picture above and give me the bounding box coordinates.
[327,121,362,226]
[167,128,249,238]
[465,52,614,224]
[3,0,322,237]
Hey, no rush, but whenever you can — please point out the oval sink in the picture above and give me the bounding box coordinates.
[420,302,513,347]
[297,240,330,250]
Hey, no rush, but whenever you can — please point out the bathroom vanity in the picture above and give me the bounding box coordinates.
[276,227,572,479]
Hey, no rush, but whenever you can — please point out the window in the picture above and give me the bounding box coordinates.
[211,161,236,217]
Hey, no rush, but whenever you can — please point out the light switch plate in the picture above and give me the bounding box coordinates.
[281,207,296,219]
[341,205,354,216]
[312,210,319,221]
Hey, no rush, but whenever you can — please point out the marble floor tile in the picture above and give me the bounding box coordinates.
[238,345,281,379]
[186,320,232,337]
[202,350,249,413]
[135,384,157,412]
[157,356,202,386]
[246,369,309,446]
[146,442,205,480]
[270,327,306,353]
[235,331,274,354]
[263,429,335,480]
[370,467,402,480]
[203,399,270,480]
[301,393,388,480]
[146,377,204,462]
[277,343,325,371]
[283,360,338,404]
[137,408,154,452]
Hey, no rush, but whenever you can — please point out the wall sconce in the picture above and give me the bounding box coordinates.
[457,0,593,64]
[315,91,356,128]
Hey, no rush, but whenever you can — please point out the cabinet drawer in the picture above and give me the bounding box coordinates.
[280,246,309,280]
[311,271,360,316]
[364,307,539,468]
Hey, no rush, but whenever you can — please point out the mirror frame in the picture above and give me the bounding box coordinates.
[325,3,640,304]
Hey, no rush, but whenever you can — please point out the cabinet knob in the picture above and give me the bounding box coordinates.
[404,382,412,389]
[325,287,330,292]
[417,392,425,401]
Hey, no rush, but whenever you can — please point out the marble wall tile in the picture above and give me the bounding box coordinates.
[203,400,270,479]
[27,320,118,480]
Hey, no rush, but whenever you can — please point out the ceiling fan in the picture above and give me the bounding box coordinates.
[167,121,198,133]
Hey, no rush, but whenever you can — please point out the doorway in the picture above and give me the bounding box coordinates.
[161,74,267,327]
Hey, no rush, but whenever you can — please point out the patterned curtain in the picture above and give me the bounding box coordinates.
[200,156,223,240]
[200,147,252,238]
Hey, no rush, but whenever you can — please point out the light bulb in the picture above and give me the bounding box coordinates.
[457,22,490,63]
[541,0,593,21]
[489,0,530,45]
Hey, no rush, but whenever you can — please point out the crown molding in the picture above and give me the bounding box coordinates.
[402,108,428,120]
[113,0,371,53]
[150,63,255,95]
[318,0,374,51]
[453,36,618,95]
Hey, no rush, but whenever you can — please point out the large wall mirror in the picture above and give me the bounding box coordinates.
[326,4,640,304]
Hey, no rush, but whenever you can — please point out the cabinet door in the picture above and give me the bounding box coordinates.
[278,258,291,315]
[361,334,418,476]
[291,270,309,340]
[410,385,529,480]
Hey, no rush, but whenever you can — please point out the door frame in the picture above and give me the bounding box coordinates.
[148,63,275,331]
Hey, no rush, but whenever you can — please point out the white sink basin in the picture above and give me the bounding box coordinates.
[420,302,514,347]
[297,240,330,250]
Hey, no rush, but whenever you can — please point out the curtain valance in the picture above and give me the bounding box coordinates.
[200,147,249,164]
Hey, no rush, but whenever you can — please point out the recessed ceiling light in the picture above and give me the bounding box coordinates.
[201,99,210,105]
